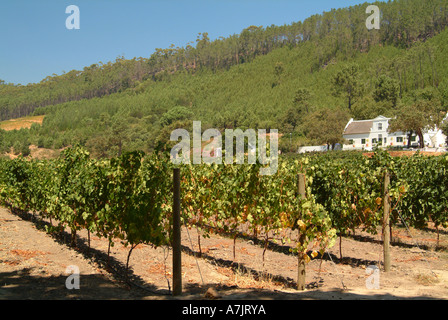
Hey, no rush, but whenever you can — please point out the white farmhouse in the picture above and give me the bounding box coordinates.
[298,115,446,154]
[342,116,413,151]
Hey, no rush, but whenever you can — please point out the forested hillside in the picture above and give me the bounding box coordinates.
[1,0,448,157]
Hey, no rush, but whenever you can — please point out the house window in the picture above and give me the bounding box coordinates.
[378,123,383,131]
[361,139,366,144]
[411,135,417,142]
[372,138,377,144]
[348,139,354,145]
[397,137,403,143]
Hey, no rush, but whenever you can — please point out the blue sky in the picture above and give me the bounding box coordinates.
[0,0,368,85]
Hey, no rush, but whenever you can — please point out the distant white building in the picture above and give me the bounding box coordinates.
[342,115,447,151]
[343,116,408,151]
[422,126,446,151]
[298,145,330,153]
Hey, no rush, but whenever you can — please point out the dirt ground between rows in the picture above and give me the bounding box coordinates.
[1,206,447,300]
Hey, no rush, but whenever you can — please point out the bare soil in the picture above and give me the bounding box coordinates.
[363,150,446,157]
[1,206,447,300]
[4,145,61,160]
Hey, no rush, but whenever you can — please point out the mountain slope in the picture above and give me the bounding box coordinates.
[1,0,448,156]
[1,0,447,120]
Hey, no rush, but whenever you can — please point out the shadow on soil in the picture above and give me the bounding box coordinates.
[0,269,441,300]
[7,207,169,297]
[0,269,137,300]
[2,207,443,300]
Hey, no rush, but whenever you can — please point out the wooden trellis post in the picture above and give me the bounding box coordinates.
[297,173,306,290]
[383,170,391,272]
[172,168,182,295]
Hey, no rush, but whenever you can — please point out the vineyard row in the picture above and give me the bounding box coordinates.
[0,146,447,289]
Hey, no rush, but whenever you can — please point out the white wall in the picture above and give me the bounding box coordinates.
[343,117,409,149]
[298,145,328,153]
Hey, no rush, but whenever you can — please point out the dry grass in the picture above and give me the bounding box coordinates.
[10,249,50,259]
[0,115,44,131]
[216,264,284,290]
[414,272,440,286]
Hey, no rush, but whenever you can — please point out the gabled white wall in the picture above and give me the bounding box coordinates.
[343,116,409,150]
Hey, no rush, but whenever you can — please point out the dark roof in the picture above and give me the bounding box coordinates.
[343,121,373,135]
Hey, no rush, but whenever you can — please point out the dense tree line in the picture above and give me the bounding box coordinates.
[1,29,447,156]
[1,0,448,122]
[0,57,150,120]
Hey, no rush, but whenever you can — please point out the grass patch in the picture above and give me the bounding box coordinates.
[0,115,45,131]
